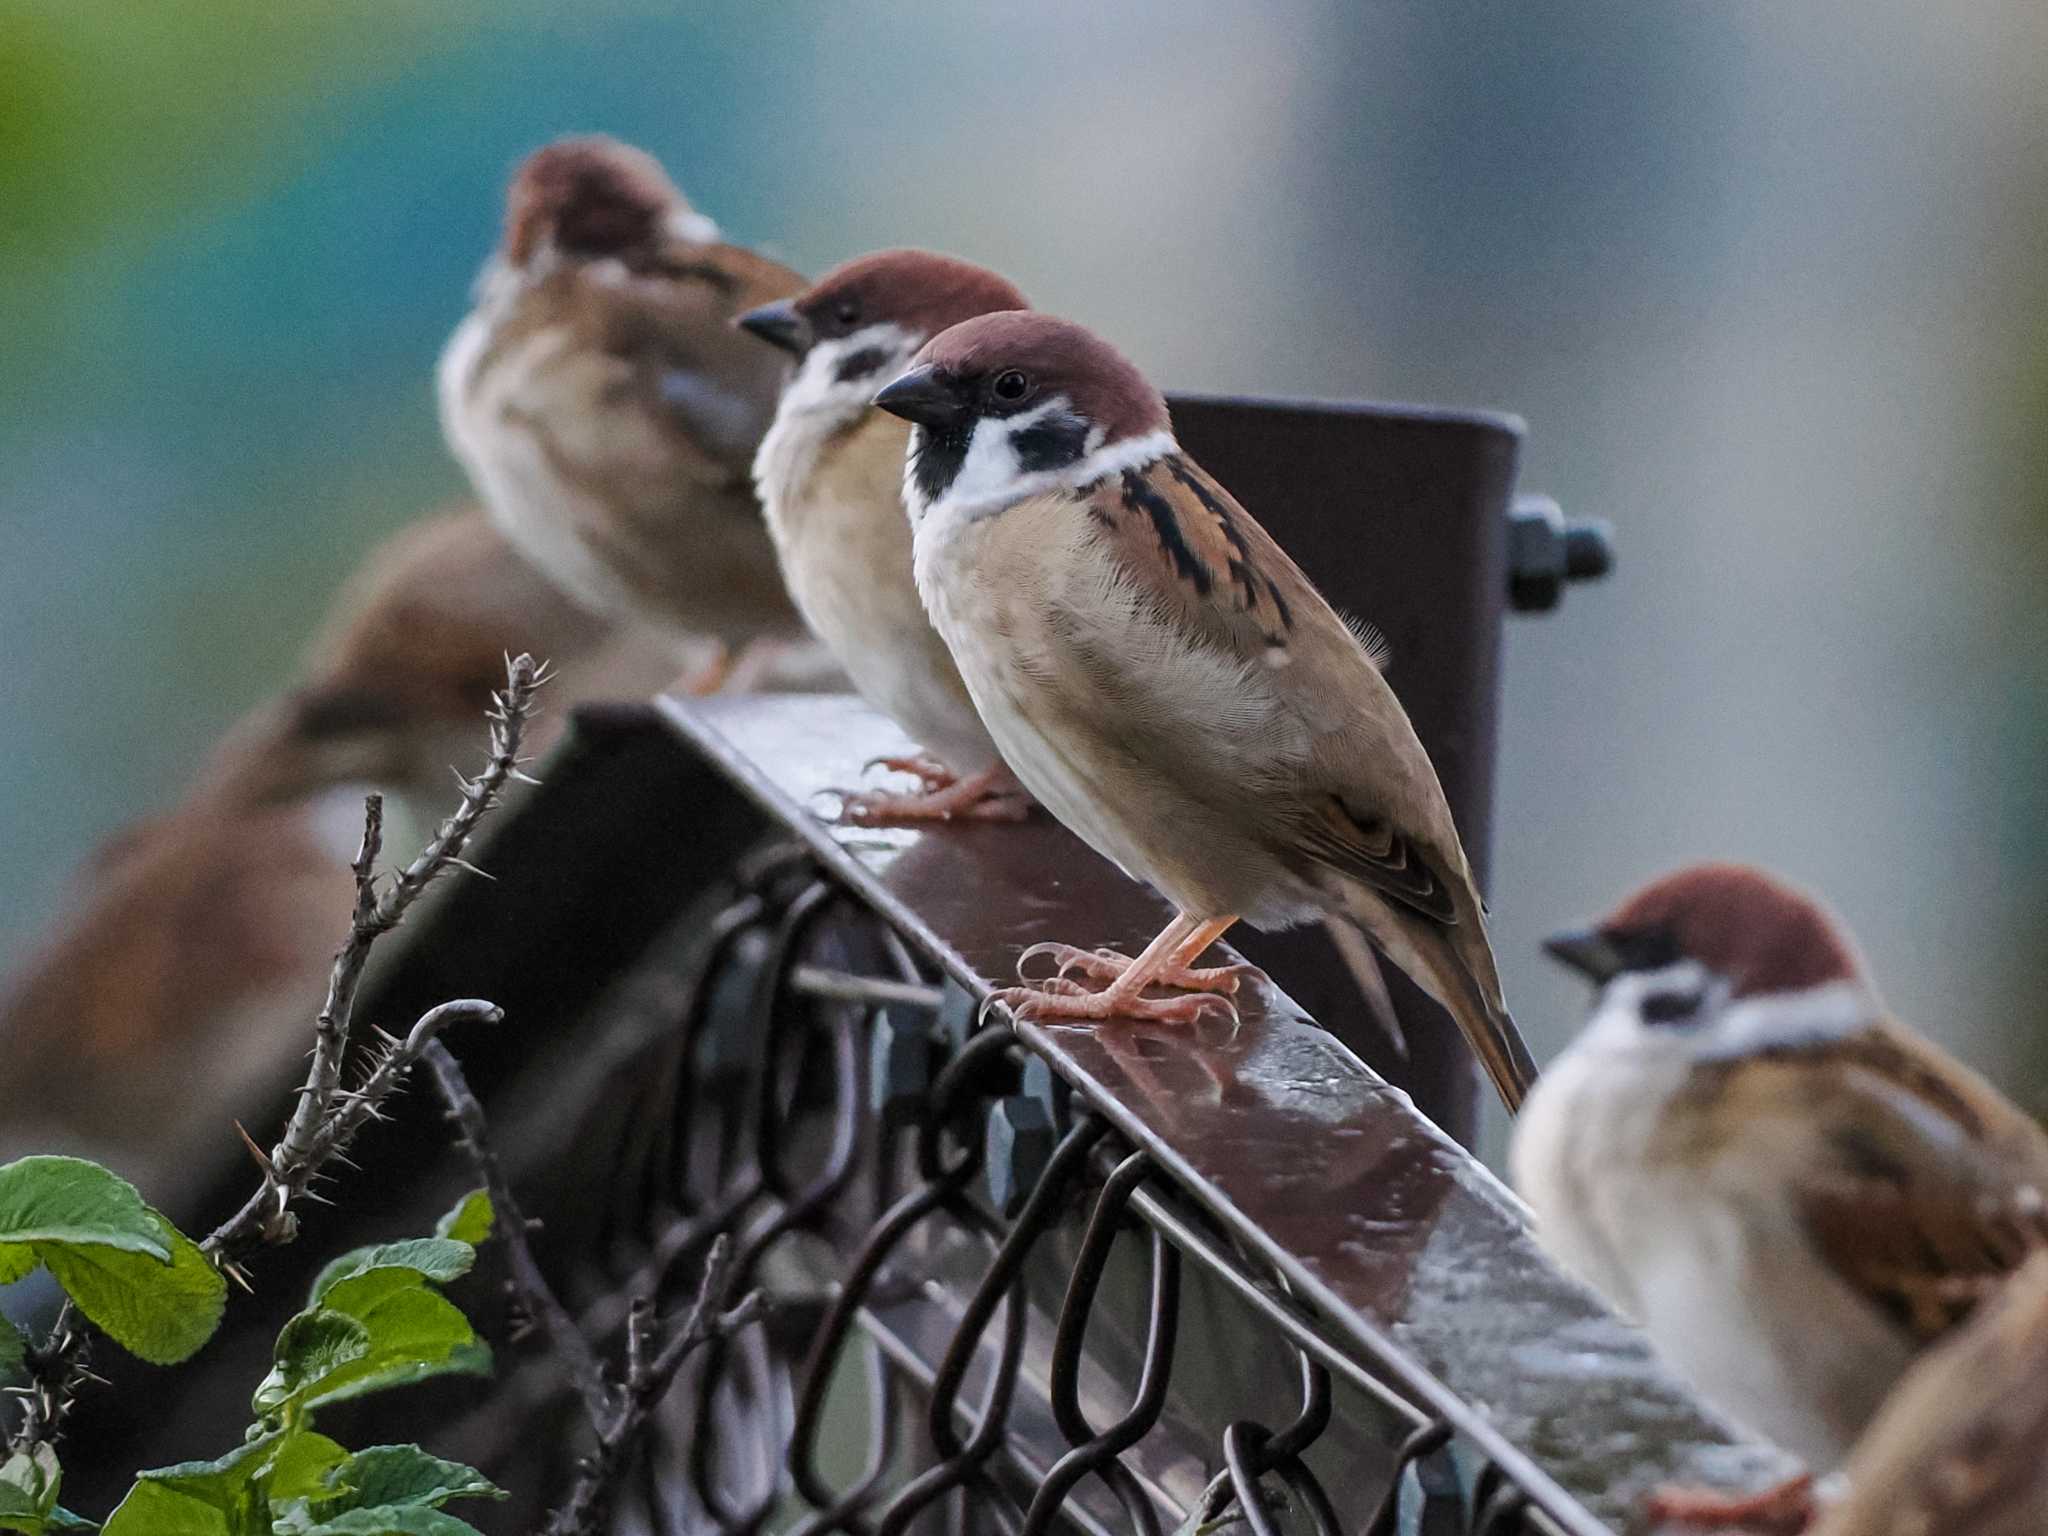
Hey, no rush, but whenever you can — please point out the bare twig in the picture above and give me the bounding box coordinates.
[542,1234,760,1536]
[8,656,545,1455]
[201,653,544,1264]
[421,1042,760,1536]
[423,1039,607,1419]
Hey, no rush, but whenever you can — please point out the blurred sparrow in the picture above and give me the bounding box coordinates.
[0,505,675,1201]
[285,503,682,799]
[736,249,1031,824]
[1512,863,2048,1519]
[1808,1250,2048,1536]
[438,135,809,680]
[874,312,1536,1111]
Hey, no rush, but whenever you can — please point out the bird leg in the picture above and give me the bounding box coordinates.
[835,765,1033,826]
[678,643,734,696]
[1645,1475,1815,1535]
[995,913,1245,1024]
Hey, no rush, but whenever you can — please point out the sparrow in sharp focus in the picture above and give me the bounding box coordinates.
[734,249,1033,824]
[1510,863,2048,1512]
[1808,1249,2048,1536]
[873,312,1537,1112]
[438,135,809,678]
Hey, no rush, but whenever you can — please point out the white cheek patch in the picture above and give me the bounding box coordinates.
[779,322,919,420]
[906,417,1181,532]
[665,207,720,245]
[942,404,1056,514]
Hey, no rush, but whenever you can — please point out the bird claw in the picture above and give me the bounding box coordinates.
[863,753,956,790]
[1015,941,1247,995]
[992,983,1236,1027]
[831,783,1026,826]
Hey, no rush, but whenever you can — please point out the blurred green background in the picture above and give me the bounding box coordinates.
[3,1,2044,1111]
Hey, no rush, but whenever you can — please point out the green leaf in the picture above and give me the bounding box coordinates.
[100,1433,279,1536]
[294,1510,484,1536]
[0,1443,60,1531]
[0,1159,168,1259]
[261,1269,488,1413]
[308,1240,474,1306]
[263,1435,349,1505]
[306,1273,489,1408]
[431,1191,491,1247]
[0,1320,27,1387]
[98,1481,235,1536]
[44,1510,95,1532]
[312,1448,501,1514]
[252,1312,371,1416]
[0,1248,37,1287]
[41,1210,225,1365]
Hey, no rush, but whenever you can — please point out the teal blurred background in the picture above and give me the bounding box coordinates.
[4,2,2044,1109]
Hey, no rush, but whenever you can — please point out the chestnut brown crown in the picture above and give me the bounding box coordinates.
[794,249,1027,346]
[913,311,1171,443]
[1598,862,1868,999]
[503,135,688,267]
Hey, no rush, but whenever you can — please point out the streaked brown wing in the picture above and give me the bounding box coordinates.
[1294,796,1460,925]
[1787,1030,2048,1343]
[1080,454,1310,662]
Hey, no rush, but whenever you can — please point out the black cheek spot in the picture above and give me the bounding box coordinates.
[1121,469,1211,596]
[833,345,892,384]
[1640,988,1705,1027]
[1011,412,1089,474]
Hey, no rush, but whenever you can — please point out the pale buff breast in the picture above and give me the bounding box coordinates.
[441,310,797,649]
[915,492,1310,921]
[759,411,998,772]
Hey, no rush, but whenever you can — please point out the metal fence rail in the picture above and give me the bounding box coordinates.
[544,691,1791,1536]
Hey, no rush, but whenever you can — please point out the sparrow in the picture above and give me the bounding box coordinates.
[284,503,682,800]
[437,135,810,679]
[872,311,1537,1112]
[1808,1249,2048,1536]
[734,249,1032,823]
[1510,862,2048,1514]
[0,505,676,1203]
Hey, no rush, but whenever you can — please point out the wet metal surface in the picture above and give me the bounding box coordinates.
[662,690,1797,1536]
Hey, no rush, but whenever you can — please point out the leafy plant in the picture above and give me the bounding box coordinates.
[92,1189,503,1536]
[0,1157,225,1370]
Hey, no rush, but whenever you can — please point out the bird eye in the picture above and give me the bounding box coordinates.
[833,299,860,327]
[991,369,1030,403]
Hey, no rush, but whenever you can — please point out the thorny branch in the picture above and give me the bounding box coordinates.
[203,652,546,1265]
[10,654,545,1454]
[423,1043,761,1536]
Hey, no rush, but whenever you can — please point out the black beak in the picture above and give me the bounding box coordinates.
[872,364,969,430]
[1543,928,1625,984]
[734,299,812,357]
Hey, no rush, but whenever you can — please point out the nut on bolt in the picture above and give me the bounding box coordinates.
[869,1008,936,1126]
[1507,494,1614,613]
[985,1056,1069,1217]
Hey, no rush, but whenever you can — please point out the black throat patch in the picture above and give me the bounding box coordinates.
[910,425,972,506]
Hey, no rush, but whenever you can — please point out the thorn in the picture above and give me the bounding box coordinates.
[446,857,496,881]
[234,1122,277,1176]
